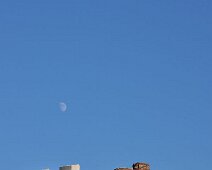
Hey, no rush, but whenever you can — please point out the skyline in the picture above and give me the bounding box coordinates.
[43,162,150,170]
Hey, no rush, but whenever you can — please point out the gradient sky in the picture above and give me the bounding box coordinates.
[0,0,211,170]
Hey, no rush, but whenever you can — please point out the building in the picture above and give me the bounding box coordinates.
[114,168,133,170]
[59,162,149,170]
[59,164,80,170]
[115,162,150,170]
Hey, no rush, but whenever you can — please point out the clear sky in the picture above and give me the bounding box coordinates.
[0,0,211,170]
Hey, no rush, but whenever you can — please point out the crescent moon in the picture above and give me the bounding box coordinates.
[59,102,67,112]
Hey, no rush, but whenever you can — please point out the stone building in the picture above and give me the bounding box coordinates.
[115,162,150,170]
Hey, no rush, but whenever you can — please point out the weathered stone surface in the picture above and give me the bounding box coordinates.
[132,162,150,170]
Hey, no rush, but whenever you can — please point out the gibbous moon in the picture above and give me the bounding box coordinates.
[59,102,67,112]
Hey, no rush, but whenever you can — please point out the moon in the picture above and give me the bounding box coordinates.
[59,102,67,112]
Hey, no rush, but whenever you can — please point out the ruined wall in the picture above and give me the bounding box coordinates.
[115,162,150,170]
[132,162,150,170]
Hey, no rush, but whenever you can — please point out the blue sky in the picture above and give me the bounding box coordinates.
[0,0,211,170]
